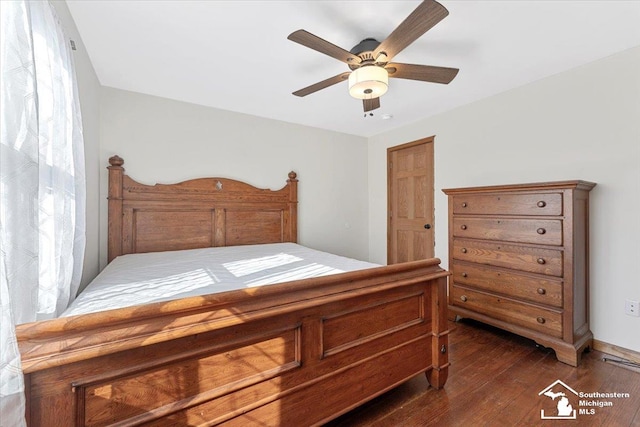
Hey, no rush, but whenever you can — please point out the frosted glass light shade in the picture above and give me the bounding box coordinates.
[348,66,389,99]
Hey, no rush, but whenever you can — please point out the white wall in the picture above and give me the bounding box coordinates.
[50,1,101,289]
[368,46,640,352]
[99,87,369,269]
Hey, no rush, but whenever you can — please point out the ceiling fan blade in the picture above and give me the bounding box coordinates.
[292,72,351,97]
[373,0,449,62]
[363,97,380,113]
[386,63,459,84]
[288,30,361,65]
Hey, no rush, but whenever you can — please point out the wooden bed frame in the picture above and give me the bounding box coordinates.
[16,155,450,426]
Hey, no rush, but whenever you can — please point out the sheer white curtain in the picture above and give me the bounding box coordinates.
[0,1,86,425]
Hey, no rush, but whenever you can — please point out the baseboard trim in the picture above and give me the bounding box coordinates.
[593,339,640,364]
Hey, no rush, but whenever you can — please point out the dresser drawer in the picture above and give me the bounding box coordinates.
[452,217,562,245]
[452,239,563,276]
[452,193,562,216]
[450,286,562,338]
[451,262,563,307]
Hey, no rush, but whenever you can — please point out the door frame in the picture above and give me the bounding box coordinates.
[387,136,435,264]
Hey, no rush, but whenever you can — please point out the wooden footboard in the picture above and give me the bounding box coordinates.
[17,259,449,426]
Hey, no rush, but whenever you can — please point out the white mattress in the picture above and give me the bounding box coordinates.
[62,243,378,317]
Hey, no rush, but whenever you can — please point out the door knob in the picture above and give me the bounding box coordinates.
[424,224,431,229]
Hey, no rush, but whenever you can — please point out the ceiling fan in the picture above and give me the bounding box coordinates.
[288,0,459,114]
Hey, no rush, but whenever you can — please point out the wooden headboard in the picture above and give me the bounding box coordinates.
[107,155,298,262]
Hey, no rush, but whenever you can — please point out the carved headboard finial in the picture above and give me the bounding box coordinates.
[109,155,124,167]
[288,171,297,180]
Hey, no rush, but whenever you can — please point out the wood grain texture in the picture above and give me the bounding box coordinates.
[292,72,351,97]
[108,156,298,262]
[387,137,435,264]
[451,261,563,307]
[593,339,640,365]
[452,192,563,216]
[386,63,458,84]
[452,238,563,276]
[18,260,451,426]
[17,155,451,426]
[373,0,449,61]
[450,286,563,338]
[287,30,360,65]
[452,217,563,246]
[363,97,380,112]
[327,320,640,427]
[444,181,596,366]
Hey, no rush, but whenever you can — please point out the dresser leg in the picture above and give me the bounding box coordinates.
[555,349,580,367]
[548,334,593,367]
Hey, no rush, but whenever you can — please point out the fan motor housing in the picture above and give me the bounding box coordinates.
[349,38,381,69]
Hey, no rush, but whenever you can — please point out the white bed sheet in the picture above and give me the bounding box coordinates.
[62,243,378,317]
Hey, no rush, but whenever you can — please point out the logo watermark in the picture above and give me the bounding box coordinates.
[538,379,631,420]
[539,380,577,419]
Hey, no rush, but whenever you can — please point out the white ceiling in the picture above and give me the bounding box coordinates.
[66,1,640,138]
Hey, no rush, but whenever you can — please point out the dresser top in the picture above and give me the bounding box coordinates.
[442,180,596,195]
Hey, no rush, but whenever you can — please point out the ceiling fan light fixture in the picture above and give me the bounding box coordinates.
[348,66,388,99]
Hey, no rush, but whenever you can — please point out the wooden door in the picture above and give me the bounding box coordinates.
[387,137,435,264]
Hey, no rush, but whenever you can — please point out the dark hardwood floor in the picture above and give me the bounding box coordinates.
[325,319,640,427]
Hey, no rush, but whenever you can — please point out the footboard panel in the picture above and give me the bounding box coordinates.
[19,260,449,426]
[81,331,301,426]
[163,336,431,427]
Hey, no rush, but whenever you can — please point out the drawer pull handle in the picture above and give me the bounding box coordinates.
[461,248,468,254]
[537,288,546,295]
[537,201,546,208]
[460,295,468,302]
[537,228,546,235]
[462,272,468,278]
[461,224,467,230]
[537,258,546,265]
[461,202,467,208]
[537,317,546,324]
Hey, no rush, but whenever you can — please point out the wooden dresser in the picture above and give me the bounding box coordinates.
[443,181,596,366]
